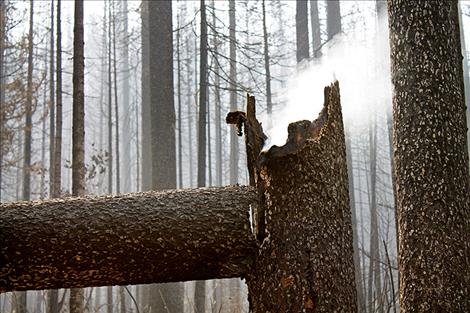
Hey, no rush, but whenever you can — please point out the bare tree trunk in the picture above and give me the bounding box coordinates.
[295,0,309,63]
[121,0,131,193]
[18,2,35,311]
[310,0,321,58]
[195,1,209,310]
[367,117,383,313]
[245,82,358,312]
[111,0,120,194]
[140,0,151,191]
[48,0,55,197]
[388,1,470,311]
[176,12,183,189]
[107,0,113,195]
[70,1,85,312]
[327,0,341,40]
[211,0,222,187]
[52,0,62,199]
[229,0,238,185]
[346,134,365,312]
[262,0,272,129]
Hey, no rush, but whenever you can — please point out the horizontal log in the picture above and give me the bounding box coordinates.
[0,186,257,293]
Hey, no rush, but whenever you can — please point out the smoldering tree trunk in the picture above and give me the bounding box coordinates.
[229,0,239,185]
[295,0,309,63]
[388,1,470,311]
[244,82,357,312]
[0,186,256,292]
[70,1,85,312]
[327,0,341,40]
[310,0,321,58]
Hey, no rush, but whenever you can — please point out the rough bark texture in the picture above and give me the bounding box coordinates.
[0,186,257,293]
[245,82,357,312]
[388,1,470,311]
[229,0,239,185]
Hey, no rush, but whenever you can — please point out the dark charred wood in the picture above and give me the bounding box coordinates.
[245,81,357,312]
[0,186,257,293]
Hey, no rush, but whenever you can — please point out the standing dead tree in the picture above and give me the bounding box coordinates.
[0,82,357,312]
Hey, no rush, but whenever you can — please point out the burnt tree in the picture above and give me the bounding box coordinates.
[388,0,470,311]
[243,82,357,312]
[1,82,357,312]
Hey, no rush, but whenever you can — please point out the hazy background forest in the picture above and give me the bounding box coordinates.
[1,1,470,313]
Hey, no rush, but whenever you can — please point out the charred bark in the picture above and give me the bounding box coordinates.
[388,1,470,311]
[0,186,256,293]
[243,82,357,312]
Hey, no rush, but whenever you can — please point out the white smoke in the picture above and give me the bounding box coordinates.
[264,14,392,149]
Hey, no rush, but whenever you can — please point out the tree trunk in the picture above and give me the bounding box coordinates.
[112,0,120,194]
[107,0,113,195]
[388,1,470,311]
[245,82,358,312]
[148,1,184,310]
[327,0,341,40]
[262,0,272,129]
[52,0,62,199]
[121,0,131,193]
[296,0,309,63]
[48,0,55,198]
[70,1,85,312]
[0,186,256,293]
[346,134,364,312]
[228,0,239,185]
[18,1,35,311]
[211,0,222,187]
[140,0,152,191]
[310,0,321,58]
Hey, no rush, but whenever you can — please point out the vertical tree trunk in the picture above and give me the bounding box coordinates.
[121,0,131,192]
[327,0,341,40]
[310,0,321,58]
[176,11,183,189]
[295,0,309,63]
[140,0,152,191]
[111,0,120,194]
[229,0,239,185]
[388,1,470,311]
[48,0,55,198]
[195,1,208,309]
[245,82,357,312]
[262,0,272,129]
[52,0,62,199]
[346,134,364,312]
[70,1,85,312]
[107,0,113,195]
[46,4,62,313]
[147,1,184,311]
[18,2,35,311]
[367,117,383,313]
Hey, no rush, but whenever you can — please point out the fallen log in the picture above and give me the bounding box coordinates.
[242,81,358,312]
[0,186,256,292]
